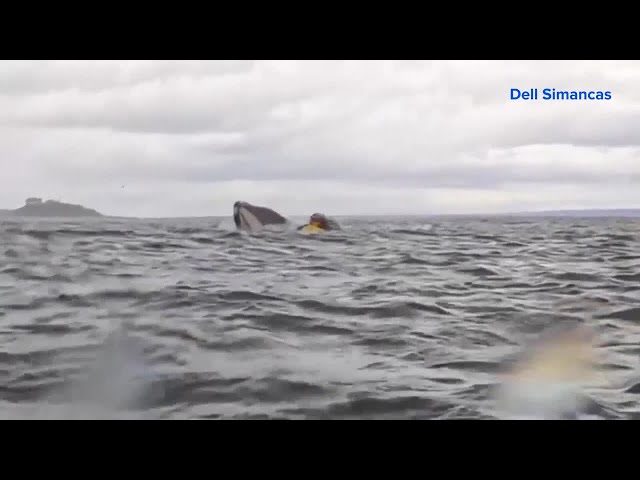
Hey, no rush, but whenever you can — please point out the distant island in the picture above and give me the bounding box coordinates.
[0,197,104,218]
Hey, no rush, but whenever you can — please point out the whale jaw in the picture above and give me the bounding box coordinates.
[233,201,287,233]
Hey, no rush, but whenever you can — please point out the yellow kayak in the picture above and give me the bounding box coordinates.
[300,224,325,234]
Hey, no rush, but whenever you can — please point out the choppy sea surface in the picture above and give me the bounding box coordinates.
[1,215,640,420]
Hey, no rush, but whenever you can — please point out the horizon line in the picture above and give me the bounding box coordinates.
[4,204,640,220]
[102,207,640,220]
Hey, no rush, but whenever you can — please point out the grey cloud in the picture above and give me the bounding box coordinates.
[32,131,640,192]
[478,107,640,150]
[162,158,640,189]
[4,60,639,153]
[0,60,255,95]
[0,62,442,135]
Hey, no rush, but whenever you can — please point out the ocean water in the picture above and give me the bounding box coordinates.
[1,215,639,419]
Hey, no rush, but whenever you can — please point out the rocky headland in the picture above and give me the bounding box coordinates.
[0,197,104,218]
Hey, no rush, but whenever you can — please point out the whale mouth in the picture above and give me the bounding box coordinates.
[233,201,242,228]
[232,201,287,233]
[233,201,266,232]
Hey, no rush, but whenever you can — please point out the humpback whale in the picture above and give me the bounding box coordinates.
[233,201,288,233]
[299,213,341,233]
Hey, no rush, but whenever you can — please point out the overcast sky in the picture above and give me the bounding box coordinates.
[1,60,639,217]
